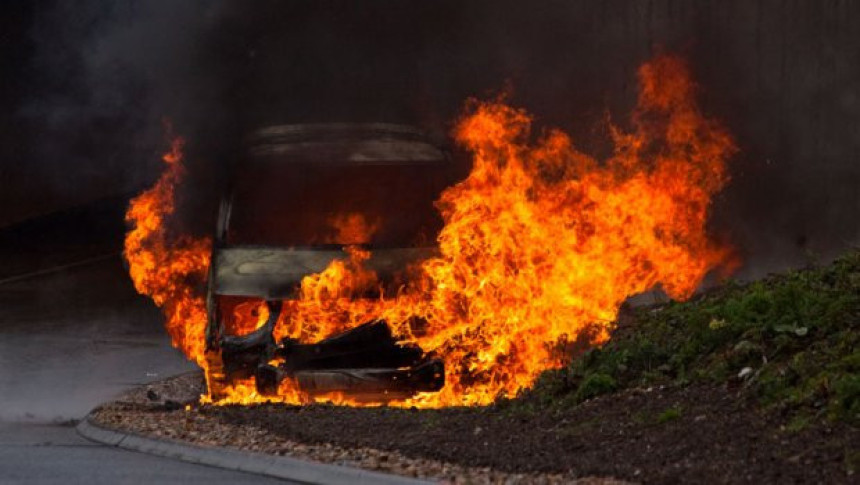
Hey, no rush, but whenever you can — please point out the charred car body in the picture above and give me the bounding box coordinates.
[205,124,455,402]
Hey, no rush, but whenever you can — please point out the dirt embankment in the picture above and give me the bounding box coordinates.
[92,371,857,484]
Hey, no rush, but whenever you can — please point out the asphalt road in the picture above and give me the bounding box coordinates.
[0,258,289,484]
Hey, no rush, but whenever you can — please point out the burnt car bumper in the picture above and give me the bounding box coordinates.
[208,301,444,402]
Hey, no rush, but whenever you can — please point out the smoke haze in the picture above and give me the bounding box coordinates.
[3,0,859,277]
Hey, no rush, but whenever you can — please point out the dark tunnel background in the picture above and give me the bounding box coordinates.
[1,0,859,280]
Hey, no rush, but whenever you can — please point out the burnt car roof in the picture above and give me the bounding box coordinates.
[249,123,436,143]
[246,123,447,165]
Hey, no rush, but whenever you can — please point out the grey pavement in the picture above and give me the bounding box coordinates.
[0,259,291,484]
[0,421,286,484]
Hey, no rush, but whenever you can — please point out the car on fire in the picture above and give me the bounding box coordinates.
[204,124,456,401]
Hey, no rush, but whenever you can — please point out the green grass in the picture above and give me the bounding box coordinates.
[518,250,860,425]
[656,406,682,423]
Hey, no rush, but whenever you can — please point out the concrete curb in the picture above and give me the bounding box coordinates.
[77,416,435,485]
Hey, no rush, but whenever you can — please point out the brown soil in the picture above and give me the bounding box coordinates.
[92,372,858,484]
[94,373,616,484]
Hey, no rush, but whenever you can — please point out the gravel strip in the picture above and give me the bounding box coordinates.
[91,370,859,483]
[91,372,628,484]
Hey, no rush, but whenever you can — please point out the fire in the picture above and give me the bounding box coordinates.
[124,135,211,367]
[327,213,380,244]
[125,55,736,407]
[219,297,269,336]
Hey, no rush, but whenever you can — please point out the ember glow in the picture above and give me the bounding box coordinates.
[125,55,737,407]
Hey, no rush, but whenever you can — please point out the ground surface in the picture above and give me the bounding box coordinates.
[94,371,858,485]
[210,385,857,484]
[0,257,292,484]
[0,421,286,485]
[93,373,624,484]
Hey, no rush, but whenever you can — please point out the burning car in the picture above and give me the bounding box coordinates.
[125,56,735,407]
[203,124,455,402]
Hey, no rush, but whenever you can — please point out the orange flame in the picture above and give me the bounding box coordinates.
[123,135,212,367]
[220,297,270,337]
[327,213,380,244]
[125,55,737,407]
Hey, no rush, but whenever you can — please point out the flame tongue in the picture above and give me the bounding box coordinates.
[124,136,212,367]
[124,55,736,407]
[411,55,736,405]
